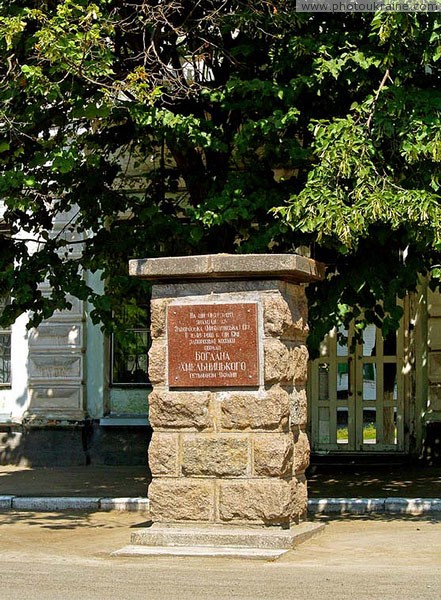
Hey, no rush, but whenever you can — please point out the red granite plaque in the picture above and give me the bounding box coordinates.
[167,303,259,388]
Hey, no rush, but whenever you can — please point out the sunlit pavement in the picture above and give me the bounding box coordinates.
[0,511,440,600]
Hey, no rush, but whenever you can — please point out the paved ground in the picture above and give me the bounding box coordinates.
[0,511,440,600]
[0,465,149,497]
[1,463,441,598]
[1,463,441,498]
[308,463,441,497]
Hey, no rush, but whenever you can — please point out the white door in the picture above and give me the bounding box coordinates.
[309,321,407,453]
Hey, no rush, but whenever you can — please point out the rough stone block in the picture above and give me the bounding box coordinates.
[220,387,290,431]
[290,386,308,427]
[263,292,308,340]
[150,298,171,338]
[253,434,293,477]
[291,345,309,385]
[293,429,310,474]
[148,340,167,384]
[264,339,291,384]
[264,341,308,385]
[285,282,309,312]
[291,475,308,522]
[148,432,179,476]
[149,390,212,430]
[149,479,214,522]
[182,435,249,477]
[219,480,293,525]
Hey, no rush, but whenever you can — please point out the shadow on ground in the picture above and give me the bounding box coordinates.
[0,509,151,534]
[0,465,149,497]
[310,513,441,525]
[2,462,441,502]
[307,464,441,498]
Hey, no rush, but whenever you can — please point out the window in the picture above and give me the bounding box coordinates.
[0,296,11,387]
[111,304,151,386]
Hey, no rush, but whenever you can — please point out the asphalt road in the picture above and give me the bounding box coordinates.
[0,511,439,600]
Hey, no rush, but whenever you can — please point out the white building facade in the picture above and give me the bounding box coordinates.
[0,207,150,466]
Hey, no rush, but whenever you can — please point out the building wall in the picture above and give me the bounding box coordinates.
[0,312,29,422]
[0,271,150,466]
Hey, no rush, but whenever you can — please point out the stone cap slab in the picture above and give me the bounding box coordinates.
[129,254,324,284]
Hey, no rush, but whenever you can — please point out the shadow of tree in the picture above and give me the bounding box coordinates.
[310,513,441,525]
[0,465,149,497]
[307,464,441,498]
[0,510,149,530]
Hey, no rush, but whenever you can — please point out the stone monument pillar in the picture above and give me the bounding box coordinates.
[129,254,323,529]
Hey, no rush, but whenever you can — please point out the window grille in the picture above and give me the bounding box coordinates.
[0,296,11,387]
[110,304,151,386]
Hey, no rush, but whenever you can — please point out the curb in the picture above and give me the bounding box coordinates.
[307,497,441,516]
[0,495,150,512]
[1,496,441,515]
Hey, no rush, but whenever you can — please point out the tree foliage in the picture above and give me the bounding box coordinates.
[0,2,440,353]
[278,12,441,350]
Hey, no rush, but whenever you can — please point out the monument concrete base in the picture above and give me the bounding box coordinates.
[113,521,325,560]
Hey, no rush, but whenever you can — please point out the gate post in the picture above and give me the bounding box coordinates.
[129,254,323,528]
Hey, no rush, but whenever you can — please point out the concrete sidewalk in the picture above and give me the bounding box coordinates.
[0,512,440,599]
[307,463,441,498]
[2,463,441,499]
[1,462,441,515]
[0,465,149,498]
[0,465,150,512]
